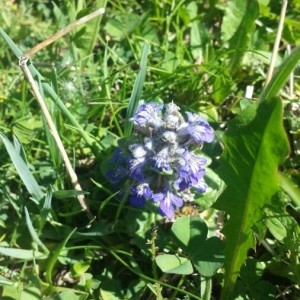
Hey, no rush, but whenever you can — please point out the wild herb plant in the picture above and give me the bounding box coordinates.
[0,1,299,299]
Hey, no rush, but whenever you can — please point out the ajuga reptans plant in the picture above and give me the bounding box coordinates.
[107,102,214,219]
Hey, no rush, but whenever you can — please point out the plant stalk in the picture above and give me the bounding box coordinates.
[19,57,93,221]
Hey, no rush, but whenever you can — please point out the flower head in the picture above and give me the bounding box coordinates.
[107,102,214,219]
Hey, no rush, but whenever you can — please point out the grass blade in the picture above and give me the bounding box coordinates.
[124,43,150,136]
[0,28,102,156]
[0,247,46,260]
[25,207,49,254]
[45,227,77,285]
[260,46,300,101]
[0,133,44,202]
[0,27,23,57]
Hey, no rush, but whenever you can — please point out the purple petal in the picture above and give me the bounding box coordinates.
[129,184,153,207]
[131,102,163,129]
[152,190,183,219]
[178,112,214,145]
[151,147,171,171]
[129,157,146,182]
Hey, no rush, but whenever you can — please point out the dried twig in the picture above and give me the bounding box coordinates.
[23,8,105,58]
[265,0,288,85]
[19,8,106,221]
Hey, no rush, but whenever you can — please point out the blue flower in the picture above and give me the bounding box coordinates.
[131,102,163,131]
[151,147,172,172]
[106,148,129,185]
[129,157,146,182]
[107,102,214,219]
[178,112,214,145]
[128,144,149,181]
[174,149,207,190]
[152,188,183,219]
[129,183,153,207]
[193,177,207,193]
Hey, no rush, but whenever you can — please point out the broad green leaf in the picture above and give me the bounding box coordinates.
[192,237,224,277]
[0,247,46,260]
[265,208,287,241]
[72,261,90,276]
[0,133,44,202]
[100,279,124,300]
[221,0,247,42]
[124,43,150,136]
[104,13,141,41]
[195,167,226,210]
[0,275,13,286]
[171,216,208,255]
[12,117,42,144]
[155,254,193,275]
[20,287,42,300]
[52,291,82,300]
[214,96,290,299]
[227,0,259,72]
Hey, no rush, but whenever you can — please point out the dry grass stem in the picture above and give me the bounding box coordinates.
[265,0,288,85]
[24,7,105,58]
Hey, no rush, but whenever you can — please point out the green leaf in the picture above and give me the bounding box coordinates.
[214,97,290,299]
[0,275,14,286]
[20,287,42,300]
[221,0,248,42]
[265,208,287,241]
[192,237,224,277]
[100,279,124,300]
[198,167,226,209]
[25,207,49,254]
[155,254,193,275]
[72,261,90,276]
[228,0,259,72]
[104,13,141,41]
[124,43,150,136]
[279,173,300,209]
[171,216,208,255]
[52,291,83,300]
[53,189,89,199]
[45,228,77,285]
[0,247,46,260]
[212,72,235,104]
[0,27,23,57]
[0,133,44,202]
[76,221,114,237]
[260,46,300,102]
